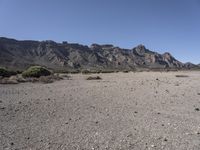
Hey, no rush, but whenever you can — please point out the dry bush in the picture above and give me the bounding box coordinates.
[58,73,70,78]
[38,75,63,83]
[123,70,129,73]
[0,74,63,84]
[175,75,189,78]
[86,76,102,80]
[0,77,18,84]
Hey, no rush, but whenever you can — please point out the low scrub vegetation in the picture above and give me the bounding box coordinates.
[123,70,129,73]
[0,67,17,77]
[0,66,65,84]
[0,74,63,84]
[25,74,63,84]
[86,76,102,80]
[175,75,189,78]
[100,70,116,73]
[22,66,51,78]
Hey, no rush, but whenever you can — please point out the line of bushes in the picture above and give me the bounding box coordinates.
[0,67,17,77]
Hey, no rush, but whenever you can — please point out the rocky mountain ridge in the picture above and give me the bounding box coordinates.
[0,37,198,71]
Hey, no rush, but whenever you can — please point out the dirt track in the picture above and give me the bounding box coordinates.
[1,72,200,150]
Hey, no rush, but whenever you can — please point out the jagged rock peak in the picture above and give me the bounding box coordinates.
[162,52,175,60]
[133,44,146,55]
[90,43,101,49]
[163,52,172,56]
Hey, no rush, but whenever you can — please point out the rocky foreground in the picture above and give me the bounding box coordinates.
[1,71,200,150]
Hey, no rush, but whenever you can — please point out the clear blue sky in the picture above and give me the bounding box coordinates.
[0,0,200,64]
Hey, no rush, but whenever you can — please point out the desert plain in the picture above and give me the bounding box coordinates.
[1,71,200,150]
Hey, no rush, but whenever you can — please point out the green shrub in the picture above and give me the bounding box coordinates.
[0,67,17,77]
[22,66,51,78]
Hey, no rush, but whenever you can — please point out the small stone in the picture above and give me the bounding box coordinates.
[0,107,5,110]
[195,108,200,111]
[164,138,168,142]
[196,131,200,135]
[151,144,156,148]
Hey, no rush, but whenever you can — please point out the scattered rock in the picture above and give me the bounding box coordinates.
[195,108,200,111]
[195,132,200,135]
[175,83,179,86]
[0,107,5,110]
[151,144,156,148]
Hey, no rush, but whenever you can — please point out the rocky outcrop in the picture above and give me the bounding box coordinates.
[184,62,199,69]
[0,37,197,71]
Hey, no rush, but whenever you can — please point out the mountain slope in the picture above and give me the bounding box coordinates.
[0,37,194,71]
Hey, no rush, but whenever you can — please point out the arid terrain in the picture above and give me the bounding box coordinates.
[1,71,200,150]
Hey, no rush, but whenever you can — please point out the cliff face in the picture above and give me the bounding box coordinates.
[0,37,195,71]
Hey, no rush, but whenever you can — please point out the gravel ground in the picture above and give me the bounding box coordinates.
[1,71,200,150]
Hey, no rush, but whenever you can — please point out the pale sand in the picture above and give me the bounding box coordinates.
[1,71,200,150]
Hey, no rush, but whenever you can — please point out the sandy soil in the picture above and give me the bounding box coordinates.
[1,71,200,150]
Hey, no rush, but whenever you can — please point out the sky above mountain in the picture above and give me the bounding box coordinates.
[0,0,200,64]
